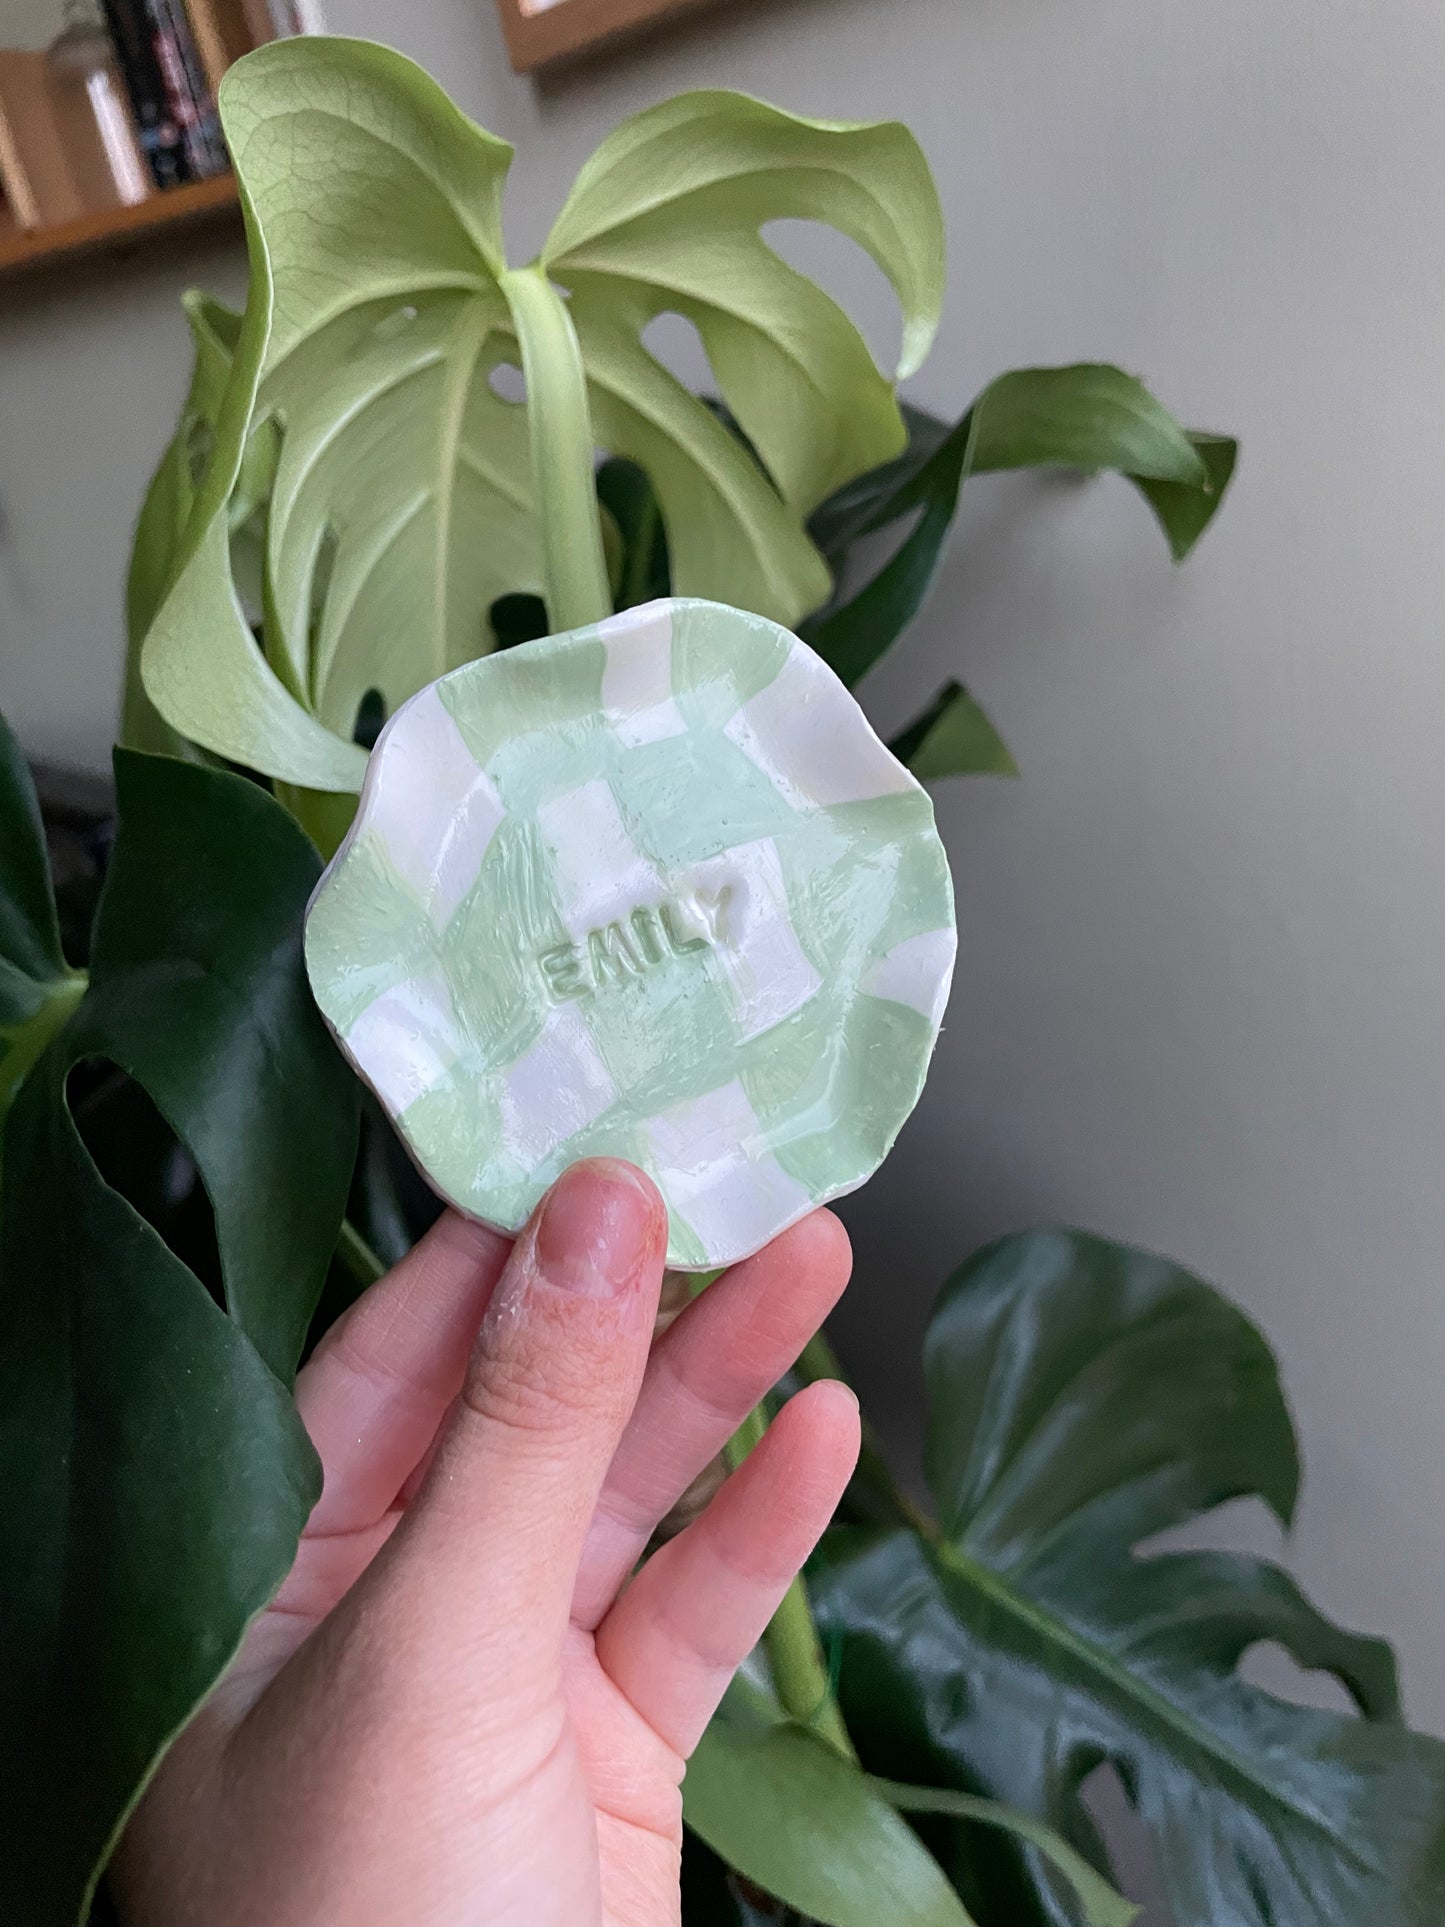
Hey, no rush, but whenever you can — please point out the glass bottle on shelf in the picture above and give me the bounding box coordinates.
[46,0,150,211]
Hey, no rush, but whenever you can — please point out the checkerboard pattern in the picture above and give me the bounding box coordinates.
[304,598,956,1269]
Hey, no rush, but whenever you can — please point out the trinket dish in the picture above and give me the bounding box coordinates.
[304,598,955,1268]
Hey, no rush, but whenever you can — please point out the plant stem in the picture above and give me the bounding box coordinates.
[334,1216,386,1292]
[723,1400,769,1470]
[498,266,612,632]
[725,1402,856,1761]
[765,1573,857,1761]
[796,1326,847,1386]
[0,970,86,1118]
[793,1323,939,1543]
[275,781,358,863]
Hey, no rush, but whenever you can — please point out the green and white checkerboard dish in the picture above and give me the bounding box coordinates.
[304,598,956,1269]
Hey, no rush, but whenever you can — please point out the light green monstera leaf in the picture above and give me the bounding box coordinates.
[139,37,944,793]
[122,292,256,757]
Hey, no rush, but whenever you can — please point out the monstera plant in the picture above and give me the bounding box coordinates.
[2,31,1443,1927]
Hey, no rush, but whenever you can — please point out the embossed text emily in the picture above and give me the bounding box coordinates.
[539,894,719,1002]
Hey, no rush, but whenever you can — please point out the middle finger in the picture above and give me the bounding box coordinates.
[569,1208,852,1629]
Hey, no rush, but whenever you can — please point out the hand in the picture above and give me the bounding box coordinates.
[112,1159,859,1926]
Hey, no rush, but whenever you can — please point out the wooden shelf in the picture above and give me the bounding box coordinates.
[0,172,240,281]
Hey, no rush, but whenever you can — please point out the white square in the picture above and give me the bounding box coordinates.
[685,838,822,1042]
[537,778,664,939]
[724,644,915,811]
[367,685,505,928]
[346,970,461,1116]
[645,1079,812,1262]
[862,928,957,1030]
[600,603,687,748]
[500,1004,618,1165]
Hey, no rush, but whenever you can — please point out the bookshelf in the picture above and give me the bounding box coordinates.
[0,1,281,285]
[0,169,238,277]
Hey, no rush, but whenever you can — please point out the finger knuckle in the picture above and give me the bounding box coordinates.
[459,1336,611,1441]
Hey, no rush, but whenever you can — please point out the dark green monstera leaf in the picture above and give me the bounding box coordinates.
[804,370,1236,778]
[72,752,358,1380]
[0,714,86,1125]
[814,1229,1445,1927]
[886,679,1018,782]
[682,1667,1135,1927]
[0,743,358,1925]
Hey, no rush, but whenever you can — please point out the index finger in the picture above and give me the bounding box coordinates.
[296,1210,511,1536]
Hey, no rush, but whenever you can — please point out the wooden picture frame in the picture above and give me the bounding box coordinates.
[493,0,725,73]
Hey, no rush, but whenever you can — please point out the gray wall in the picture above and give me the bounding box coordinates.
[1,0,70,51]
[3,0,1442,1777]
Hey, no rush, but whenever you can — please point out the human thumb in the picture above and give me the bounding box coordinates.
[382,1159,668,1691]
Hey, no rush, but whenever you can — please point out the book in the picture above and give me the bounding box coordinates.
[99,0,192,189]
[83,65,152,206]
[0,53,56,227]
[149,0,229,177]
[183,0,255,99]
[239,0,277,45]
[0,110,41,230]
[255,1,327,37]
[0,53,66,229]
[0,48,144,231]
